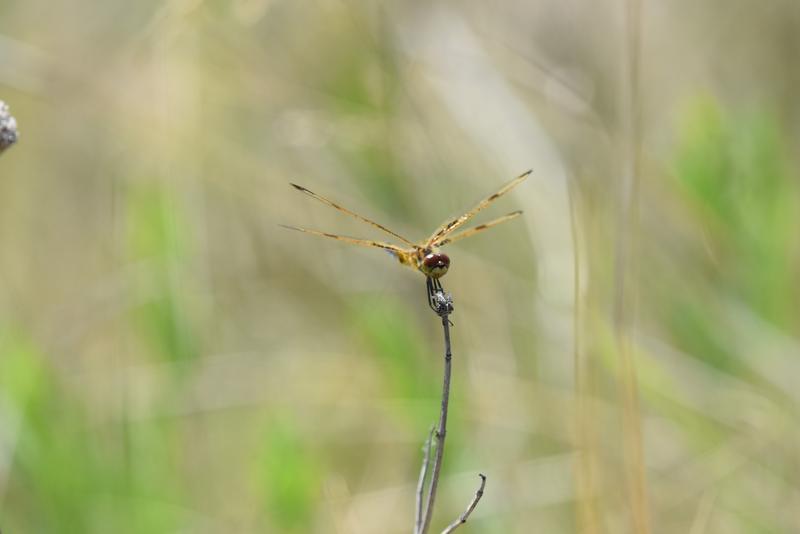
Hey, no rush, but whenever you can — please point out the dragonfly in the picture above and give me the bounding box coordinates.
[281,169,531,311]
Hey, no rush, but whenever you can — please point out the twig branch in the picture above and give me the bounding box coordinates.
[440,474,487,534]
[416,280,485,533]
[415,425,436,533]
[0,100,19,155]
[419,309,453,533]
[415,281,487,532]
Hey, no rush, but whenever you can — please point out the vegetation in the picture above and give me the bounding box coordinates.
[1,2,798,532]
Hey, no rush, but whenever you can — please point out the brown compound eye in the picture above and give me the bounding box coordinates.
[421,252,450,278]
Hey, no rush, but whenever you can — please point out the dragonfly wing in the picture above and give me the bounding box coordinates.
[424,170,531,248]
[434,210,523,247]
[280,224,407,255]
[290,183,415,247]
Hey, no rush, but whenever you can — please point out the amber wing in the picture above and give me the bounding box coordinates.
[433,210,523,247]
[424,170,531,248]
[290,183,415,247]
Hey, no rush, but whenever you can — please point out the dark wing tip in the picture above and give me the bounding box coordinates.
[289,183,307,192]
[521,169,533,177]
[511,209,523,215]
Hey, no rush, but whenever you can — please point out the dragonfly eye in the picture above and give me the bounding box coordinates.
[421,252,450,278]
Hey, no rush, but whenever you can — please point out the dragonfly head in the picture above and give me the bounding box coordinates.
[420,251,450,279]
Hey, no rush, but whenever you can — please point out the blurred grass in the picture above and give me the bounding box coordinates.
[1,1,800,533]
[127,184,200,367]
[259,418,322,532]
[675,97,798,329]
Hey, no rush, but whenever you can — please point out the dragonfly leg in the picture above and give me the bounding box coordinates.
[426,277,437,312]
[426,277,454,317]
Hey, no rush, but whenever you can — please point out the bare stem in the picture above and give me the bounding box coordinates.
[415,425,436,533]
[613,0,651,532]
[417,283,484,533]
[568,176,603,534]
[440,474,487,534]
[419,311,453,533]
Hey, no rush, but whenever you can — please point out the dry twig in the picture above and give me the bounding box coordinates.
[415,281,486,534]
[441,474,486,534]
[415,425,436,533]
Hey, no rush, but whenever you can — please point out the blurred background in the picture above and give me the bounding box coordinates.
[1,1,799,532]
